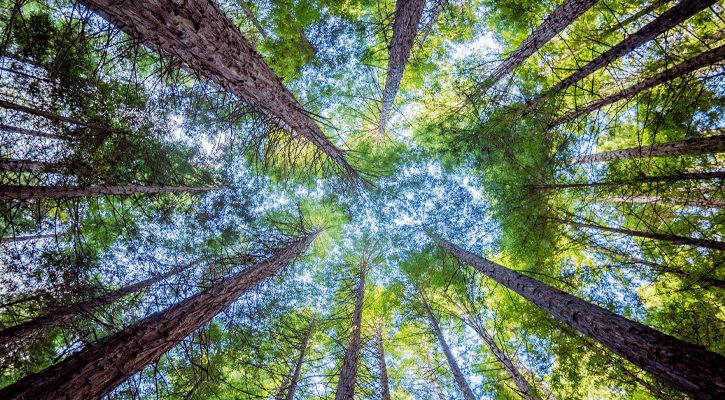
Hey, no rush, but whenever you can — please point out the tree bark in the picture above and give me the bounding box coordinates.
[0,100,124,136]
[526,171,725,190]
[551,44,725,127]
[510,354,559,400]
[527,0,718,108]
[77,0,358,181]
[420,290,477,400]
[587,194,725,210]
[476,0,598,98]
[281,312,316,400]
[422,352,447,400]
[378,0,426,135]
[0,159,52,173]
[1,233,63,243]
[0,230,319,400]
[334,260,367,400]
[0,257,207,350]
[570,135,725,164]
[0,185,224,200]
[375,318,391,400]
[0,124,59,139]
[426,230,725,399]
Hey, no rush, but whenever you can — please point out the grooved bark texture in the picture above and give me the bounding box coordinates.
[77,0,357,180]
[376,320,391,400]
[528,0,718,107]
[591,194,725,210]
[427,231,725,399]
[0,185,220,200]
[569,135,725,164]
[0,124,59,139]
[0,257,205,349]
[552,44,725,126]
[335,261,367,400]
[421,292,477,400]
[282,313,315,400]
[479,0,598,96]
[0,159,50,173]
[0,231,318,400]
[378,0,425,133]
[0,100,123,135]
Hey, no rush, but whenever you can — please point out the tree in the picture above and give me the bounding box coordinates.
[569,135,725,164]
[335,259,367,400]
[0,185,224,200]
[375,318,391,400]
[0,159,51,173]
[426,229,725,399]
[276,312,315,400]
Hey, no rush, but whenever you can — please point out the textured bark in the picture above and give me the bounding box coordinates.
[378,0,426,134]
[570,135,725,164]
[0,231,318,400]
[551,44,725,127]
[0,159,51,173]
[589,194,725,210]
[334,260,367,400]
[477,0,598,97]
[78,0,358,181]
[527,170,725,190]
[281,313,316,400]
[0,257,206,350]
[527,0,718,108]
[1,233,62,243]
[0,185,223,200]
[420,291,477,400]
[454,300,540,400]
[375,319,391,400]
[0,124,59,139]
[0,100,124,135]
[563,219,725,251]
[426,230,725,399]
[422,353,447,400]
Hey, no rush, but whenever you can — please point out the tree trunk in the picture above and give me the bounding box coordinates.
[617,361,671,400]
[510,354,559,400]
[551,44,725,127]
[527,0,718,108]
[378,0,426,135]
[0,257,207,350]
[0,230,319,400]
[376,318,391,400]
[281,312,316,400]
[1,233,63,243]
[426,230,725,399]
[0,185,224,200]
[0,99,124,136]
[562,219,725,251]
[78,0,358,181]
[453,300,540,400]
[241,5,268,41]
[587,194,725,210]
[422,353,447,400]
[568,135,725,164]
[0,124,59,139]
[476,0,598,98]
[0,159,52,173]
[420,291,477,400]
[526,171,725,190]
[334,260,367,400]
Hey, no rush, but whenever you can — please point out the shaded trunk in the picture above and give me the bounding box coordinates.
[1,232,62,243]
[78,0,358,181]
[0,124,59,139]
[0,185,224,200]
[527,0,718,108]
[422,353,447,400]
[477,0,598,97]
[0,100,124,136]
[378,0,426,134]
[420,291,476,400]
[0,257,206,350]
[551,44,725,127]
[376,319,391,400]
[568,135,725,164]
[617,362,671,400]
[0,230,319,400]
[562,219,725,251]
[0,159,52,173]
[334,260,367,400]
[281,312,316,400]
[242,5,268,41]
[587,194,725,210]
[526,171,725,190]
[426,230,725,399]
[510,355,559,400]
[181,378,205,400]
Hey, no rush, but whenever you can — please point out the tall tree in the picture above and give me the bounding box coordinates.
[277,312,316,400]
[422,352,447,400]
[569,135,725,164]
[526,170,725,190]
[426,230,725,399]
[335,259,367,400]
[375,318,391,400]
[0,185,224,200]
[0,229,319,400]
[0,159,51,173]
[587,194,725,210]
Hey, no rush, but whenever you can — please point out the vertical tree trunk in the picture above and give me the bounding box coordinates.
[0,257,207,349]
[420,291,477,400]
[551,44,725,127]
[422,353,447,400]
[0,124,59,139]
[0,185,225,200]
[1,232,63,243]
[378,0,426,135]
[510,355,559,400]
[476,0,598,98]
[568,135,725,164]
[0,230,319,400]
[376,318,391,400]
[78,0,358,181]
[426,230,725,399]
[586,194,725,210]
[526,171,725,190]
[281,312,316,400]
[241,4,268,41]
[0,159,51,173]
[334,260,367,400]
[0,99,124,135]
[527,0,718,108]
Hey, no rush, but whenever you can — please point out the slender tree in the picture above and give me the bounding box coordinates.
[526,171,725,190]
[568,135,725,164]
[587,194,725,210]
[335,259,367,400]
[0,159,51,173]
[0,185,224,200]
[422,352,447,400]
[375,318,391,400]
[277,312,316,400]
[0,124,59,139]
[0,99,124,136]
[426,230,725,399]
[0,230,319,400]
[1,233,63,243]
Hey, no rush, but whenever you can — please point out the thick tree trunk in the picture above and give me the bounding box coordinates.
[476,0,598,98]
[570,135,725,164]
[426,230,725,399]
[527,171,725,190]
[378,0,426,135]
[0,100,124,135]
[453,300,540,400]
[281,312,316,400]
[562,219,725,251]
[0,159,51,173]
[78,0,358,181]
[527,0,718,108]
[375,319,391,400]
[0,185,224,200]
[0,230,318,400]
[0,257,206,350]
[422,353,447,400]
[0,124,59,139]
[334,260,367,400]
[420,291,477,400]
[587,194,725,210]
[551,44,725,127]
[1,233,62,243]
